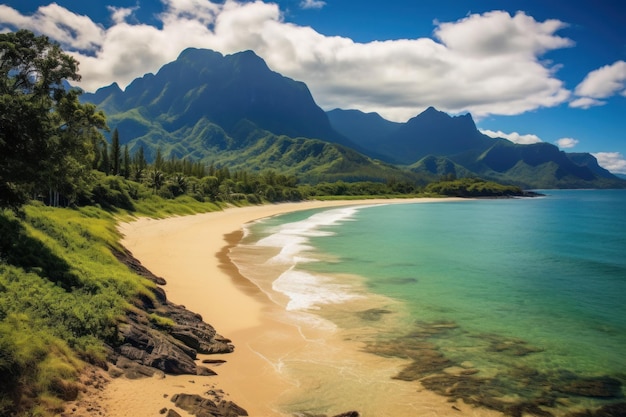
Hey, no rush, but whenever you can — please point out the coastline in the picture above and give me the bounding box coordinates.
[107,198,499,417]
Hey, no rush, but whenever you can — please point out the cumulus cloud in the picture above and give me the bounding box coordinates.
[555,137,579,149]
[571,61,626,108]
[480,129,543,145]
[0,2,575,121]
[592,152,626,175]
[300,0,326,9]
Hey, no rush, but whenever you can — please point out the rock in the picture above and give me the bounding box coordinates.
[107,254,234,376]
[166,410,182,417]
[171,329,202,350]
[393,349,454,381]
[357,308,391,321]
[171,393,219,414]
[487,336,543,356]
[556,375,622,398]
[202,359,227,365]
[197,366,217,376]
[171,393,248,417]
[113,356,160,379]
[218,400,249,417]
[567,402,626,417]
[114,248,167,286]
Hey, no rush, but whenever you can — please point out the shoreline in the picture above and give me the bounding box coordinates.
[107,198,496,417]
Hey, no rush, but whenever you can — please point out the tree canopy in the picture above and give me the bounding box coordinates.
[0,29,107,208]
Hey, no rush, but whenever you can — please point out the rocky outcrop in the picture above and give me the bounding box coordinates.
[109,249,234,377]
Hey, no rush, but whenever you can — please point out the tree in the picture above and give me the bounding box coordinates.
[110,128,121,176]
[154,147,164,171]
[131,146,147,182]
[0,30,106,208]
[122,145,130,179]
[47,89,107,205]
[99,141,110,175]
[147,169,165,194]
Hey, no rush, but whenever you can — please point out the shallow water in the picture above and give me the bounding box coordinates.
[230,191,626,416]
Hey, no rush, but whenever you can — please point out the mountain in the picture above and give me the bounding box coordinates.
[83,48,354,149]
[327,109,402,161]
[327,108,625,189]
[81,49,416,183]
[82,47,625,189]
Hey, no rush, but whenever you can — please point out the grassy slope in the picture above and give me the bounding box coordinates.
[0,198,225,416]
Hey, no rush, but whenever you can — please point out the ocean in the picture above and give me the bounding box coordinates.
[229,190,626,417]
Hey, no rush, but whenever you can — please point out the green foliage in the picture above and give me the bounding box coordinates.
[0,30,108,209]
[424,177,525,197]
[80,171,139,211]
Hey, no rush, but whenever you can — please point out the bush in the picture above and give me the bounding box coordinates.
[84,173,137,210]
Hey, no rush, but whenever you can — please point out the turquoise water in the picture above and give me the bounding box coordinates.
[234,191,626,416]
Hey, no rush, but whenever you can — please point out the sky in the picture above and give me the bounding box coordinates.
[1,0,625,174]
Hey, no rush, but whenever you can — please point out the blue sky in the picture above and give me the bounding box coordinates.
[1,0,625,173]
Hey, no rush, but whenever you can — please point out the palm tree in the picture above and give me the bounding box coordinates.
[148,169,165,194]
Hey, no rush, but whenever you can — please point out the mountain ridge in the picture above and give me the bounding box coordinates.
[328,107,624,188]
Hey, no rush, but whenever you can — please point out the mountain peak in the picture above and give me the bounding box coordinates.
[421,106,444,116]
[177,47,224,62]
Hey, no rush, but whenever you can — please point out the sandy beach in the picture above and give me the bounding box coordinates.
[106,198,501,417]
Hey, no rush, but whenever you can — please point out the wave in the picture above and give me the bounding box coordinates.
[273,268,364,311]
[251,206,367,311]
[255,206,362,265]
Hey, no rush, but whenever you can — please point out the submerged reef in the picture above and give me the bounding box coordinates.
[363,320,625,417]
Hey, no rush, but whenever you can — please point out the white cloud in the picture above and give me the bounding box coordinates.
[592,152,626,175]
[434,11,573,57]
[556,137,579,149]
[0,2,575,121]
[569,97,605,109]
[300,0,326,10]
[575,61,626,99]
[480,129,543,145]
[107,6,137,24]
[0,4,104,51]
[571,61,626,108]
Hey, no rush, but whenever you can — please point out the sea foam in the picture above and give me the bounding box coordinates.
[254,206,366,311]
[256,206,361,265]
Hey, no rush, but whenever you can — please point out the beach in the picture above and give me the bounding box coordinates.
[107,198,501,417]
